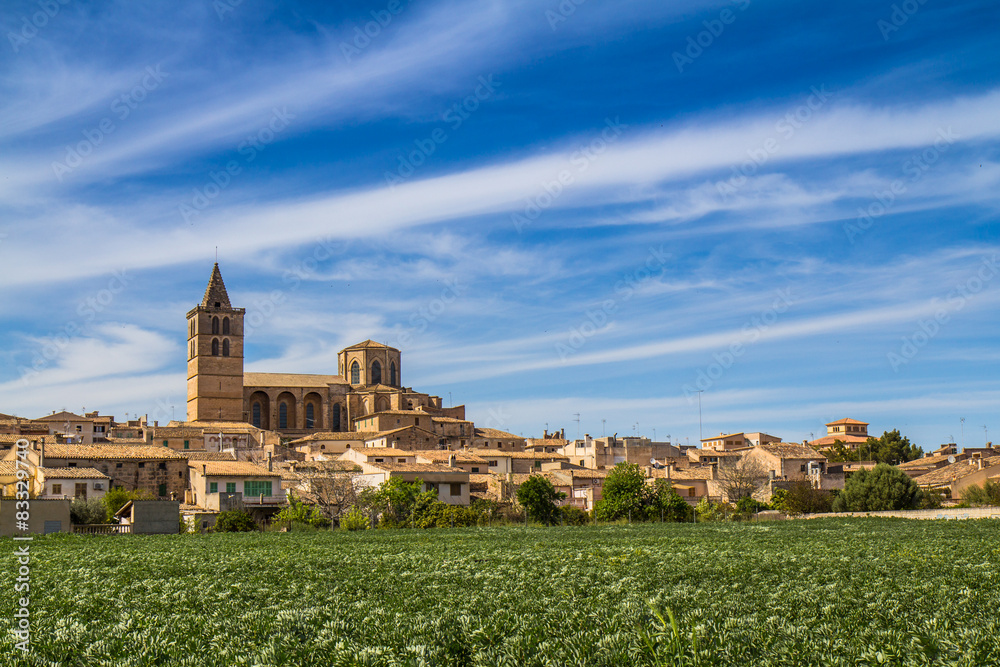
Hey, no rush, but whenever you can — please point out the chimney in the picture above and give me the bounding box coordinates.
[543,429,548,438]
[202,464,207,476]
[666,463,674,479]
[448,453,456,468]
[978,458,984,471]
[39,439,45,467]
[267,452,273,472]
[710,462,718,480]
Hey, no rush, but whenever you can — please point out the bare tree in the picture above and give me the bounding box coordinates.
[716,456,769,502]
[291,462,365,523]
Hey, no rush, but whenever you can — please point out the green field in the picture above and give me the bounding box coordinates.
[2,519,999,666]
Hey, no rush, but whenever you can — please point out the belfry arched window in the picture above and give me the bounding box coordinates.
[371,360,382,385]
[211,338,219,356]
[252,403,261,428]
[350,361,360,384]
[390,362,397,386]
[305,403,315,429]
[212,317,220,334]
[222,317,230,335]
[222,339,230,357]
[279,403,288,429]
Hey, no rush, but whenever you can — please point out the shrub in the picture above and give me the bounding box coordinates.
[272,494,332,529]
[962,480,1000,507]
[831,463,923,512]
[340,507,370,531]
[214,510,257,532]
[770,482,832,515]
[70,498,106,525]
[101,487,154,523]
[560,505,591,526]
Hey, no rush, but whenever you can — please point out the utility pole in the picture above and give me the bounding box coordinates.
[984,425,989,445]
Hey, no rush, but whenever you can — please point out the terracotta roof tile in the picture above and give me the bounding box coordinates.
[44,444,187,460]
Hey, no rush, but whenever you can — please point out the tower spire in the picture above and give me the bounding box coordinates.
[201,263,231,308]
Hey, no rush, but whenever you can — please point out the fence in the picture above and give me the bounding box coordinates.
[72,523,132,535]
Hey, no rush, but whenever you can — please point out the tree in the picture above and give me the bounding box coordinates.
[101,487,154,523]
[596,462,649,521]
[823,439,860,463]
[864,430,923,464]
[214,510,257,532]
[717,456,769,502]
[831,463,924,512]
[651,479,694,522]
[372,477,436,527]
[516,475,564,525]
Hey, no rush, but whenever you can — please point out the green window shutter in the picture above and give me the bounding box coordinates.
[226,482,236,493]
[210,482,218,493]
[163,440,168,447]
[184,440,189,449]
[157,483,167,496]
[244,480,273,497]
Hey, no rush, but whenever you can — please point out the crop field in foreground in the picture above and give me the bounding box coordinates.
[2,519,999,666]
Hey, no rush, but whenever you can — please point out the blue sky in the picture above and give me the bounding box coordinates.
[1,0,999,449]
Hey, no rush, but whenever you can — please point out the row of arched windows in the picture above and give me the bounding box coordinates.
[210,338,230,357]
[252,400,343,430]
[210,316,231,335]
[349,360,397,385]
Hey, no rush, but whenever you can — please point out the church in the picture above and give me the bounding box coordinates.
[185,264,463,439]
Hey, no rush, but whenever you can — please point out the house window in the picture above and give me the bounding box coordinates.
[351,361,360,384]
[279,403,288,429]
[244,481,272,497]
[52,483,62,495]
[471,467,480,473]
[157,483,166,496]
[450,483,462,496]
[375,458,384,463]
[800,464,807,472]
[305,403,315,429]
[252,402,262,427]
[534,461,541,468]
[116,463,123,468]
[397,458,407,463]
[163,440,169,446]
[415,418,420,426]
[489,461,498,467]
[138,462,145,468]
[158,462,167,470]
[210,482,218,493]
[184,440,190,450]
[580,460,585,466]
[75,483,87,499]
[425,483,435,493]
[226,482,236,493]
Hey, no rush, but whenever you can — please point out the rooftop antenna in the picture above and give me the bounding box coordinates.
[573,413,580,439]
[961,417,965,449]
[215,246,218,262]
[984,425,989,444]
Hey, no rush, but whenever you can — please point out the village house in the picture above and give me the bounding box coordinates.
[290,432,376,460]
[562,435,685,470]
[808,418,871,450]
[186,455,286,511]
[701,432,750,451]
[341,447,417,467]
[414,450,490,474]
[35,467,110,501]
[911,452,1000,500]
[32,410,115,444]
[7,438,188,499]
[354,460,471,505]
[364,426,440,450]
[472,428,526,451]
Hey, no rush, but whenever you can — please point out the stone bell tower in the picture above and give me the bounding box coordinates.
[186,264,245,422]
